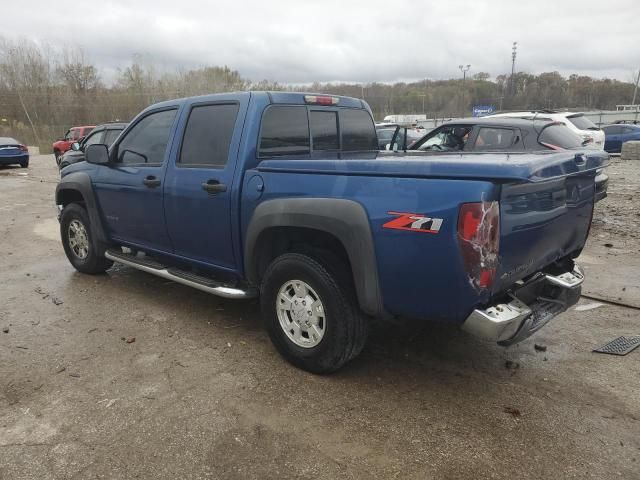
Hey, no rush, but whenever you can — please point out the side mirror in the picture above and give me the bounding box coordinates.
[71,142,81,151]
[85,144,110,165]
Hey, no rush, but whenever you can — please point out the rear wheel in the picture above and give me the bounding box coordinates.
[260,253,367,373]
[19,159,29,168]
[60,203,113,274]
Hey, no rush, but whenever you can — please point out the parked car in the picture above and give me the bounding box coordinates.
[408,117,609,202]
[58,123,127,171]
[0,137,29,168]
[52,126,95,163]
[56,92,607,373]
[489,111,605,149]
[602,124,640,153]
[376,123,426,150]
[375,123,397,149]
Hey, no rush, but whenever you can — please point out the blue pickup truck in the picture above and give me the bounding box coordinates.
[56,92,608,372]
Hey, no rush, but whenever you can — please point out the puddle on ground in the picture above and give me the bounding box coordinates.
[33,218,60,241]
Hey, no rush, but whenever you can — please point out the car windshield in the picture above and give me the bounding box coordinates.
[538,124,584,149]
[567,114,599,131]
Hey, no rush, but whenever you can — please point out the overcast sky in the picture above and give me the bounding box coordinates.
[3,0,639,84]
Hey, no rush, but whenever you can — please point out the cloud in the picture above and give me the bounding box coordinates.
[4,0,638,83]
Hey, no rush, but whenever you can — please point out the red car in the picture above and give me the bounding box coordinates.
[53,126,95,163]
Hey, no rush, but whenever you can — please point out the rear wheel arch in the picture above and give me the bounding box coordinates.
[245,198,383,317]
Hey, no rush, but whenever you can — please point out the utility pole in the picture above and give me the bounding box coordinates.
[510,42,518,97]
[418,94,426,115]
[632,68,640,106]
[459,64,471,116]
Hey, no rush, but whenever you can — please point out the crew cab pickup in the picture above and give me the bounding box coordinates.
[56,92,608,373]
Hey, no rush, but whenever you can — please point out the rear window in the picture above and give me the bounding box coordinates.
[259,106,310,156]
[538,124,584,149]
[340,109,378,151]
[259,105,377,157]
[310,111,339,150]
[567,115,598,131]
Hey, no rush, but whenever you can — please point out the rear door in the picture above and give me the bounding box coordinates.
[603,125,622,152]
[94,107,179,252]
[163,95,249,271]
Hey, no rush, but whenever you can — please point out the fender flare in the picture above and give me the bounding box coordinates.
[244,198,383,316]
[55,171,108,243]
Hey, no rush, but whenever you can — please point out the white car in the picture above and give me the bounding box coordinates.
[489,111,605,149]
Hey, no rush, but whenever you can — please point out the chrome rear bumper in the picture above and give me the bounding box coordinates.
[462,265,584,345]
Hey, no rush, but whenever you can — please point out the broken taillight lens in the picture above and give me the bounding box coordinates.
[457,201,500,290]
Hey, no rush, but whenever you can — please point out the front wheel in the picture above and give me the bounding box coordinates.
[260,253,367,373]
[60,203,113,274]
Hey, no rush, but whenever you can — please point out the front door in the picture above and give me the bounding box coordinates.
[164,97,247,271]
[94,107,179,252]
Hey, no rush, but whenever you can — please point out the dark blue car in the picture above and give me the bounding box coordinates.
[602,123,640,153]
[0,137,29,168]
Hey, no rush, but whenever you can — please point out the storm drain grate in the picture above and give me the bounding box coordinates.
[593,336,640,356]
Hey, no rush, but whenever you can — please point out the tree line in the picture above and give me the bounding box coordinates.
[0,37,636,151]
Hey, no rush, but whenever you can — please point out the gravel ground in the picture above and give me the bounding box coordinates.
[0,156,638,479]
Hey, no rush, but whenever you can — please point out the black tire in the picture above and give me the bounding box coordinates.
[19,160,29,168]
[260,253,367,373]
[59,161,69,171]
[54,151,61,165]
[60,203,113,274]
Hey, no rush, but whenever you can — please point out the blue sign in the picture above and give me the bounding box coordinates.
[472,105,496,117]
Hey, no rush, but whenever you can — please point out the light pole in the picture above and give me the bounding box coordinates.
[459,64,471,116]
[510,41,518,97]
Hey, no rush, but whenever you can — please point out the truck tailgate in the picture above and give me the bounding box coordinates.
[494,150,608,292]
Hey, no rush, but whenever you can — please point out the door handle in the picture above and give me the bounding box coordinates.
[201,179,227,194]
[143,175,161,188]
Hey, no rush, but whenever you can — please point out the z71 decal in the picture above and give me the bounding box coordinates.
[383,212,443,234]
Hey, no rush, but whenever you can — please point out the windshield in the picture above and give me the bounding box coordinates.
[567,114,599,131]
[538,124,584,149]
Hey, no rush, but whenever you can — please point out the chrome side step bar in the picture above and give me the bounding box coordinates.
[105,249,256,299]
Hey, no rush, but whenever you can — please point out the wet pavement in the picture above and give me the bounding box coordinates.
[1,156,639,479]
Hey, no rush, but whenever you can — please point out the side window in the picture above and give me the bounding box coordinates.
[622,126,635,134]
[104,129,122,146]
[117,109,177,165]
[83,130,104,147]
[259,106,309,156]
[179,103,239,167]
[474,128,515,150]
[63,130,72,140]
[70,129,81,140]
[310,111,338,150]
[340,109,378,151]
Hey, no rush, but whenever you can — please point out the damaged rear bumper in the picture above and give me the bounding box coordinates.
[461,264,584,345]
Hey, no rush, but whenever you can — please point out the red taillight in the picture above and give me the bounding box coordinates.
[304,95,339,106]
[19,145,28,152]
[457,202,500,290]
